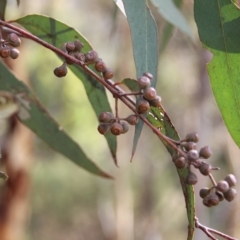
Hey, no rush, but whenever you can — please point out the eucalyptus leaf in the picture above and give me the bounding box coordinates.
[0,61,113,179]
[151,0,193,40]
[122,0,158,159]
[0,0,7,20]
[194,0,240,148]
[14,14,117,164]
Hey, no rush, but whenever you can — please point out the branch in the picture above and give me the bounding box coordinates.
[195,217,238,240]
[0,20,186,157]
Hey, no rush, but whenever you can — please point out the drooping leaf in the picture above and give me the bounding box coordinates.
[0,61,113,179]
[0,0,7,20]
[147,105,195,240]
[14,14,117,164]
[121,79,195,238]
[194,0,240,148]
[122,0,158,159]
[159,0,183,53]
[151,0,193,40]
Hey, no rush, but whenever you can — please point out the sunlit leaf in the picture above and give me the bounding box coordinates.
[194,0,240,148]
[14,14,117,164]
[0,61,113,179]
[147,105,195,240]
[151,0,193,40]
[122,0,158,159]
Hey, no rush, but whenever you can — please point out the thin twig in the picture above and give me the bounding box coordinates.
[209,173,217,187]
[195,217,238,240]
[0,20,187,157]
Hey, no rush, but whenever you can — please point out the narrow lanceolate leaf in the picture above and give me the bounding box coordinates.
[151,0,193,40]
[122,0,158,159]
[120,75,195,239]
[159,0,184,53]
[194,0,240,148]
[14,14,117,165]
[0,0,7,20]
[0,62,113,179]
[148,106,195,240]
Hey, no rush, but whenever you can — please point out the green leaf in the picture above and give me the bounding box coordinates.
[122,0,158,159]
[151,0,193,40]
[0,0,7,20]
[147,106,195,240]
[0,171,8,181]
[14,14,117,164]
[121,78,139,93]
[0,62,113,179]
[194,0,240,148]
[159,0,183,53]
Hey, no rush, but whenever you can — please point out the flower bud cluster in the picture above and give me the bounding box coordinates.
[97,112,138,136]
[172,131,237,207]
[136,73,162,114]
[0,33,21,60]
[54,40,114,79]
[200,174,237,207]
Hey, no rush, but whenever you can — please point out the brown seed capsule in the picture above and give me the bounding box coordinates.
[120,121,129,134]
[187,149,199,161]
[186,171,198,185]
[111,122,123,135]
[61,43,68,53]
[216,180,229,193]
[53,63,68,77]
[103,68,114,80]
[10,48,20,59]
[224,174,237,187]
[149,96,162,108]
[199,146,212,159]
[66,42,75,52]
[7,33,21,47]
[143,87,157,101]
[137,76,151,89]
[95,59,107,72]
[202,197,212,207]
[204,192,219,207]
[85,50,98,63]
[136,98,150,114]
[65,53,75,65]
[199,162,212,176]
[98,112,114,123]
[174,156,187,169]
[185,132,199,143]
[98,123,111,135]
[199,187,210,199]
[75,52,85,61]
[215,190,224,202]
[74,39,84,51]
[224,188,237,202]
[143,72,153,80]
[0,46,10,58]
[182,142,197,151]
[125,114,138,125]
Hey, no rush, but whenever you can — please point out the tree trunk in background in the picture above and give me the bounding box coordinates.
[0,58,33,240]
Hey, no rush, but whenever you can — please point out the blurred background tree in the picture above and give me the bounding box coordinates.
[0,0,239,240]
